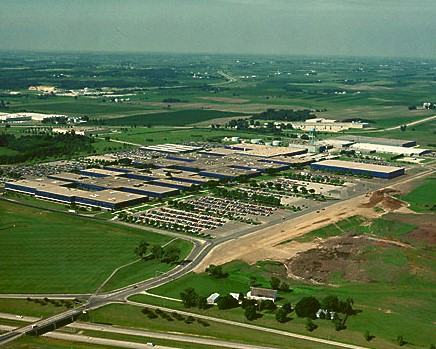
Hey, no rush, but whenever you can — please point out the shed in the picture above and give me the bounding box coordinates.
[207,293,220,305]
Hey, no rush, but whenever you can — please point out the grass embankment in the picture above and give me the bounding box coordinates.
[0,201,192,294]
[399,177,436,212]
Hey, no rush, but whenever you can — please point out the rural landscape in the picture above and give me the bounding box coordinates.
[1,2,436,349]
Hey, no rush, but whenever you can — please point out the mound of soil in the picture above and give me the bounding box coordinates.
[360,189,405,211]
[285,235,377,284]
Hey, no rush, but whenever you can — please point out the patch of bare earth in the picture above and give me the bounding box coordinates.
[388,213,436,244]
[284,235,409,285]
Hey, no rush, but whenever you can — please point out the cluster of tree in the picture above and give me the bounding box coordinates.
[213,187,281,206]
[0,100,9,110]
[179,287,209,309]
[134,241,181,264]
[162,98,182,103]
[205,264,228,279]
[342,117,373,124]
[294,295,356,331]
[270,276,290,293]
[286,172,344,186]
[0,132,95,164]
[251,109,315,122]
[26,296,78,309]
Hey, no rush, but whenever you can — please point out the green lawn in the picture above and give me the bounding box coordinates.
[0,201,192,293]
[400,177,436,212]
[0,298,74,318]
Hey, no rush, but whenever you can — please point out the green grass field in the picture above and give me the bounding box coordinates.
[0,201,192,293]
[102,109,248,126]
[400,177,436,212]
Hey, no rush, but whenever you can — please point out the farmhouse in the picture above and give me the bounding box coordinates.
[246,287,278,302]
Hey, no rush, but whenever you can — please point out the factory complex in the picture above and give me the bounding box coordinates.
[5,140,411,209]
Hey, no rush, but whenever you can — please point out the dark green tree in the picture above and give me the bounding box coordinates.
[162,246,181,264]
[196,296,208,310]
[245,305,258,321]
[180,288,198,308]
[151,245,164,261]
[275,308,288,323]
[305,318,318,332]
[217,295,239,310]
[134,241,150,259]
[295,296,321,319]
[270,276,281,290]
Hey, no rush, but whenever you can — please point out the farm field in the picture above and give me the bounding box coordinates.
[0,201,192,294]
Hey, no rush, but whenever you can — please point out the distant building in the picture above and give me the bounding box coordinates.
[246,287,278,302]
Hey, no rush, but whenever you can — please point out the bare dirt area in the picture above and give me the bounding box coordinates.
[198,96,250,103]
[359,188,412,213]
[387,213,436,244]
[284,234,414,285]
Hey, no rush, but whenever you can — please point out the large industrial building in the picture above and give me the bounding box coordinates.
[5,179,147,209]
[335,135,417,148]
[310,160,405,179]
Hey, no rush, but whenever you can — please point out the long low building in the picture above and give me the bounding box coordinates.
[335,135,416,148]
[5,179,147,209]
[310,160,405,179]
[349,143,430,156]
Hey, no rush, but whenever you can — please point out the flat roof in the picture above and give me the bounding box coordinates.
[48,172,91,182]
[312,160,404,174]
[77,189,145,203]
[9,178,73,189]
[350,143,430,155]
[80,168,124,176]
[232,144,307,158]
[335,135,416,147]
[142,143,202,153]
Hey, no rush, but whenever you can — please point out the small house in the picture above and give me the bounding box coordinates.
[316,309,337,320]
[246,287,278,302]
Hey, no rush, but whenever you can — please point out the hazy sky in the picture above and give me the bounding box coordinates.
[1,0,436,58]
